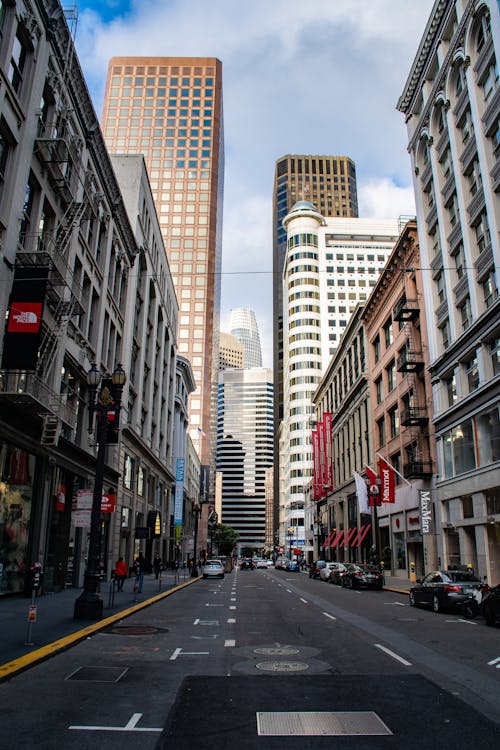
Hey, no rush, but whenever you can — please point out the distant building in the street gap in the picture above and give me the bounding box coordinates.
[229,308,263,369]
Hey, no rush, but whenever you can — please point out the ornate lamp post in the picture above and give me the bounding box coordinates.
[74,363,126,620]
[287,526,294,560]
[191,498,201,577]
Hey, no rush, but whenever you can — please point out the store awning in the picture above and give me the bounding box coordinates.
[330,529,344,547]
[341,527,359,548]
[322,528,336,549]
[354,524,371,547]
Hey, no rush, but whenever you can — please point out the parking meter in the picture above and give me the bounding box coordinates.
[30,562,43,592]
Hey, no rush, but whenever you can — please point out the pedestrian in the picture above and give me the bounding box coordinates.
[133,553,146,593]
[153,553,162,579]
[115,557,128,591]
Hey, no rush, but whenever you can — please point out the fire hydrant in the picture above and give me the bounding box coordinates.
[409,561,417,582]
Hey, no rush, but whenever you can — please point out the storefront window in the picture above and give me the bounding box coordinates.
[0,443,35,594]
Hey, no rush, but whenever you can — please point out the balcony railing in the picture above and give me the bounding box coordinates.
[393,297,419,322]
[397,349,424,372]
[403,460,433,479]
[401,407,429,427]
[0,370,77,429]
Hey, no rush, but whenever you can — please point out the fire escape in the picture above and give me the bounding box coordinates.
[393,294,433,479]
[0,111,90,446]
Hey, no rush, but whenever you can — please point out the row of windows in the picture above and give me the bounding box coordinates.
[111,75,215,87]
[288,233,319,249]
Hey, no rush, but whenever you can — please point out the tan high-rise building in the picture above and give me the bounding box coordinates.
[102,57,224,467]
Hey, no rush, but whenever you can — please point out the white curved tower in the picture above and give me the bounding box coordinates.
[229,308,263,369]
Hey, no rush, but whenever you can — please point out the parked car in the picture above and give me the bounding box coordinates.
[342,563,384,590]
[309,560,327,579]
[319,562,340,582]
[409,570,482,612]
[256,559,269,569]
[274,557,288,570]
[328,563,349,585]
[481,584,500,626]
[202,559,225,579]
[286,561,300,572]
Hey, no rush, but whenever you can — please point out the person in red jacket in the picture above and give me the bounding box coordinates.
[115,557,128,591]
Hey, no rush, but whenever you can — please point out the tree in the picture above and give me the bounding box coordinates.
[211,524,239,556]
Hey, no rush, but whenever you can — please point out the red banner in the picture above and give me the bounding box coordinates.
[379,457,395,503]
[323,412,333,491]
[312,430,320,500]
[318,421,326,498]
[366,466,381,506]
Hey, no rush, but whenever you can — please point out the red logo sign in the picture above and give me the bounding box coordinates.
[7,302,42,333]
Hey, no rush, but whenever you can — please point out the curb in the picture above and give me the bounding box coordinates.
[0,576,200,683]
[384,586,410,595]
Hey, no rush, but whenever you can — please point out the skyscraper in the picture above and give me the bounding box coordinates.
[101,57,224,467]
[217,368,274,550]
[229,308,263,368]
[272,155,359,533]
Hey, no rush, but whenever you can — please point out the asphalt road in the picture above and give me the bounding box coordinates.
[0,567,498,749]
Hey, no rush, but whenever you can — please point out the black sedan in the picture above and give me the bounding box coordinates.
[409,570,482,613]
[341,564,384,590]
[481,584,500,626]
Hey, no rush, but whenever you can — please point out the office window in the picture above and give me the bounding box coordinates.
[389,405,399,438]
[386,360,396,391]
[8,26,31,95]
[373,335,380,363]
[475,212,491,253]
[383,317,393,348]
[483,271,498,308]
[375,376,383,404]
[460,297,472,331]
[377,417,386,447]
[465,355,479,392]
[445,372,457,406]
[452,243,465,279]
[490,338,500,375]
[482,61,499,103]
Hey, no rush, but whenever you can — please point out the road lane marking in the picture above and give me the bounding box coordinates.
[286,589,292,593]
[374,644,412,666]
[322,612,336,620]
[69,713,161,732]
[488,657,500,668]
[229,605,236,610]
[225,639,236,647]
[227,618,236,623]
[300,598,308,604]
[170,648,209,660]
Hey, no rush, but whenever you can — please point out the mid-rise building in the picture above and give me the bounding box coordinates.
[280,201,399,556]
[229,307,263,368]
[397,0,500,583]
[217,368,273,551]
[219,331,244,371]
[101,56,224,471]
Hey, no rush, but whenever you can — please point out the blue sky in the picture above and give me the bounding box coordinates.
[74,0,435,367]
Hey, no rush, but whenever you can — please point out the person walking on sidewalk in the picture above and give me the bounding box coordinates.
[115,557,128,591]
[133,553,146,593]
[153,554,162,580]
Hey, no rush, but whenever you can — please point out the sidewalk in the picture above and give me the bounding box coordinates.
[382,574,411,595]
[0,569,192,671]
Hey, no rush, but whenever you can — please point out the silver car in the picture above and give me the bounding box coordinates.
[202,559,225,579]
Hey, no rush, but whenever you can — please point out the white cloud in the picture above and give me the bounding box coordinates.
[358,178,416,220]
[75,0,434,367]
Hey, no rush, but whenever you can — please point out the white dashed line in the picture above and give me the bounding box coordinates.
[322,612,336,620]
[225,639,236,647]
[374,643,412,666]
[300,598,308,604]
[227,618,236,623]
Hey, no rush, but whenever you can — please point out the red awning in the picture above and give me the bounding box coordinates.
[355,524,372,547]
[341,527,359,548]
[322,529,336,549]
[331,529,345,547]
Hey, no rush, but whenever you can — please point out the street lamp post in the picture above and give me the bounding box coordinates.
[366,475,382,565]
[191,499,201,577]
[287,526,294,560]
[74,363,126,620]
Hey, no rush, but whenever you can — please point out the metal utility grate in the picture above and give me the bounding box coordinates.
[256,711,393,736]
[66,666,128,682]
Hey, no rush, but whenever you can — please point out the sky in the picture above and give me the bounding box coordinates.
[73,0,436,368]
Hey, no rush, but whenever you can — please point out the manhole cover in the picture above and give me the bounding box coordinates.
[254,647,300,656]
[104,625,168,635]
[256,661,309,672]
